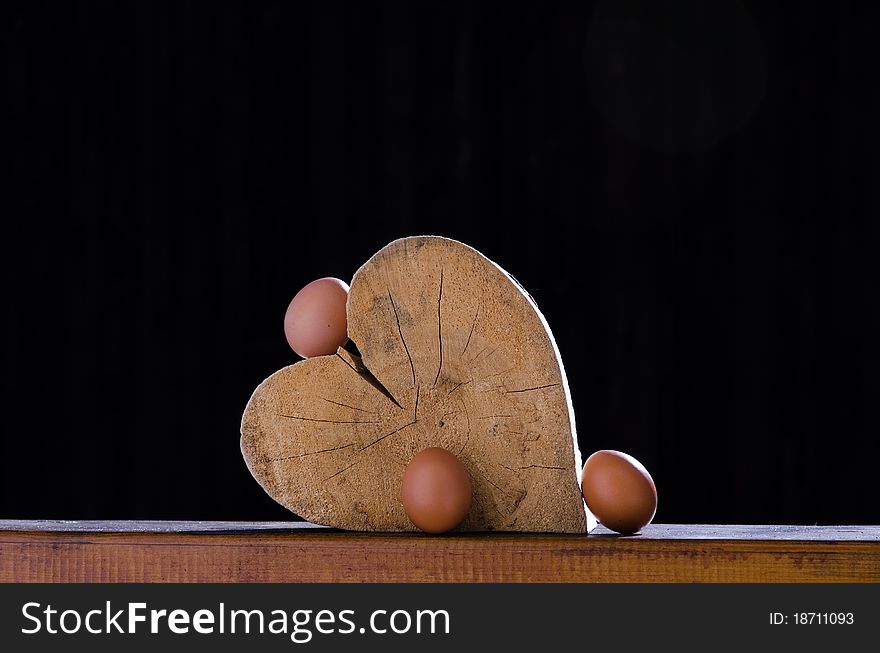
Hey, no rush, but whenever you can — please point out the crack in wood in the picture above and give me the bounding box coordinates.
[461,302,479,359]
[448,378,472,395]
[504,383,560,394]
[468,346,488,364]
[269,443,357,462]
[335,351,360,374]
[323,458,360,482]
[475,492,504,516]
[413,385,420,421]
[411,386,419,454]
[388,289,416,389]
[334,351,403,410]
[433,268,443,387]
[496,464,528,514]
[276,413,378,425]
[321,398,378,415]
[456,427,470,455]
[362,420,416,451]
[485,475,517,501]
[469,345,498,366]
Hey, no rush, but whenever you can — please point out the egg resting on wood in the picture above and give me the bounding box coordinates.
[402,447,472,534]
[581,450,657,534]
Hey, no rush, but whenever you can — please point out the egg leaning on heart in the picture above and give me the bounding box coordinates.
[284,277,350,358]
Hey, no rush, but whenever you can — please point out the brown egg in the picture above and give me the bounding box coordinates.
[402,448,472,534]
[284,277,350,358]
[581,450,657,535]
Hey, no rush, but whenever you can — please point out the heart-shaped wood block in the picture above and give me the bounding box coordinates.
[241,236,589,532]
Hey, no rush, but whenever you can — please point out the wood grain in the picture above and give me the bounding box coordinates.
[2,521,877,583]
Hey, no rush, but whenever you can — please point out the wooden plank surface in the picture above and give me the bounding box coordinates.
[1,521,878,583]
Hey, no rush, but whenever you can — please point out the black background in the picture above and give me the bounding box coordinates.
[2,1,878,524]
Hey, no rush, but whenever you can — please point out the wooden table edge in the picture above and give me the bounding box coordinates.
[1,523,878,583]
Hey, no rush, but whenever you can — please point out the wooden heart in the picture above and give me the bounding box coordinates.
[241,236,590,532]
